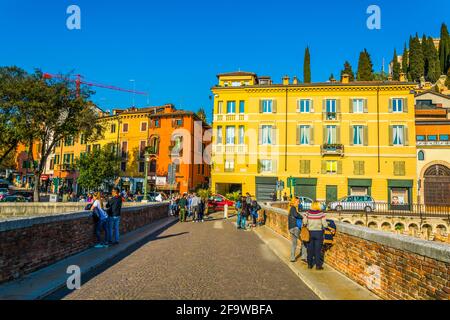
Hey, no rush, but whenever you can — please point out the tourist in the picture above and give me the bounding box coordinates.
[178,193,187,222]
[288,196,303,262]
[240,196,249,230]
[235,194,243,229]
[304,201,329,270]
[283,192,288,201]
[91,192,109,248]
[106,187,123,246]
[250,200,261,227]
[191,192,200,222]
[198,196,205,222]
[271,192,277,202]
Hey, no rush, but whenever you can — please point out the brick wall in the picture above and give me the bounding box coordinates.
[0,203,169,284]
[260,203,450,300]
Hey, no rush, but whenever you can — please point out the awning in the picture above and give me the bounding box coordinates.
[348,178,372,187]
[388,179,413,188]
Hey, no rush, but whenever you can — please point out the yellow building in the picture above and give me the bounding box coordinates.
[211,71,418,208]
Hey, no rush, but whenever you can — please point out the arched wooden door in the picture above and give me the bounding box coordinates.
[424,164,450,205]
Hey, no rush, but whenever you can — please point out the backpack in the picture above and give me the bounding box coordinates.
[235,200,242,209]
[296,217,303,229]
[323,219,337,252]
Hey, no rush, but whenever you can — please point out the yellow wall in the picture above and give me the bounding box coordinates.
[211,77,417,203]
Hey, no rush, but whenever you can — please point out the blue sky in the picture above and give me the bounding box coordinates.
[0,0,448,122]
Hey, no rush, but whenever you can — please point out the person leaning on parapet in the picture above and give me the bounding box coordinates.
[288,196,303,262]
[304,201,329,270]
[106,187,123,246]
[91,192,109,248]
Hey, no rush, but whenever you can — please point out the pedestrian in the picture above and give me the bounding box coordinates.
[304,201,329,270]
[91,192,109,248]
[198,196,205,222]
[288,196,304,262]
[250,200,261,227]
[240,196,249,230]
[283,192,288,201]
[187,194,193,219]
[235,194,243,229]
[106,187,123,246]
[178,193,187,222]
[271,192,277,202]
[191,192,200,222]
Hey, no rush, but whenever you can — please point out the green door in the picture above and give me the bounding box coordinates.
[294,185,317,200]
[326,185,338,204]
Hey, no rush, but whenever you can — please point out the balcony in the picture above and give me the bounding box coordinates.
[56,164,76,171]
[323,112,340,121]
[321,144,344,156]
[213,114,248,122]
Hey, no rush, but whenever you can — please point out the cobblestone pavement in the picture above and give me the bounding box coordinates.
[64,213,318,300]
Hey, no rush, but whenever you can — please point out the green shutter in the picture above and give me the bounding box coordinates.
[306,160,310,174]
[310,126,314,145]
[337,161,343,175]
[349,99,353,113]
[363,99,368,113]
[321,161,327,174]
[296,126,300,145]
[272,99,277,113]
[353,161,358,175]
[336,99,341,113]
[323,126,327,144]
[361,161,365,175]
[310,99,314,113]
[349,126,354,146]
[388,98,393,113]
[403,98,408,113]
[259,100,263,113]
[299,160,304,173]
[363,126,369,146]
[389,125,393,146]
[258,126,262,145]
[336,125,341,144]
[272,126,277,145]
[404,126,409,146]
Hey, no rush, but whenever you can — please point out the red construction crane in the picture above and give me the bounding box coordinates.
[42,73,148,97]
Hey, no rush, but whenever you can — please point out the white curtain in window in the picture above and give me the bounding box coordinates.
[300,126,310,144]
[393,126,404,145]
[262,125,272,144]
[226,126,235,144]
[353,126,362,145]
[327,126,336,144]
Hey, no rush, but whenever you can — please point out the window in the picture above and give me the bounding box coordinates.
[226,126,235,145]
[154,119,160,128]
[440,134,449,141]
[173,119,183,127]
[54,155,60,165]
[239,101,245,113]
[259,160,272,172]
[261,125,272,145]
[393,125,404,145]
[141,122,148,132]
[227,101,236,114]
[93,144,100,151]
[353,125,363,145]
[64,136,74,146]
[352,99,364,113]
[300,125,310,145]
[393,161,406,176]
[298,99,311,113]
[225,160,235,172]
[217,126,223,144]
[326,99,336,112]
[149,160,157,173]
[121,162,126,172]
[262,99,273,113]
[122,123,129,133]
[201,164,205,175]
[138,162,145,173]
[217,101,223,114]
[238,126,245,144]
[299,160,310,174]
[326,125,337,144]
[416,135,425,141]
[63,154,74,164]
[392,98,403,112]
[418,150,425,161]
[326,160,338,174]
[390,187,409,205]
[139,141,146,158]
[121,141,128,158]
[427,135,437,141]
[353,161,365,175]
[111,124,116,133]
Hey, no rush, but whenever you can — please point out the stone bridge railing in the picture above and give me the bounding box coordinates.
[260,203,450,300]
[0,202,170,284]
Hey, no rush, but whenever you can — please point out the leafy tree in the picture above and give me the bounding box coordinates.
[303,46,311,83]
[340,61,355,81]
[438,23,450,74]
[391,49,401,81]
[75,143,120,191]
[408,34,424,82]
[0,67,104,201]
[356,49,374,81]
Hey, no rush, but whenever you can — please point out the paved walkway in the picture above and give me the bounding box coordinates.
[64,213,318,300]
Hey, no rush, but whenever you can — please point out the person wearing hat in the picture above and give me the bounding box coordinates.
[304,201,329,270]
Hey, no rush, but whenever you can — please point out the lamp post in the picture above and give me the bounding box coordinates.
[143,147,151,201]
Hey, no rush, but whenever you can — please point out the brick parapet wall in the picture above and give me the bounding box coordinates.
[260,203,450,300]
[0,203,169,284]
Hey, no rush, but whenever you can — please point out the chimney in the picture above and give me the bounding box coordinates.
[399,72,407,82]
[341,73,350,84]
[282,75,290,85]
[293,76,299,85]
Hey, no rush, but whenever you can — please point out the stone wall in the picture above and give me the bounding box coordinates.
[0,203,169,284]
[260,203,450,300]
[0,202,146,219]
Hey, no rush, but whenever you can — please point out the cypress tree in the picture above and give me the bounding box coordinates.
[303,46,311,83]
[409,34,425,82]
[392,49,401,81]
[356,49,374,81]
[425,37,441,82]
[401,43,409,76]
[446,67,450,88]
[340,61,355,81]
[438,23,450,74]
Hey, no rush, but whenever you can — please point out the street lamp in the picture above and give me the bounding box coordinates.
[143,147,151,201]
